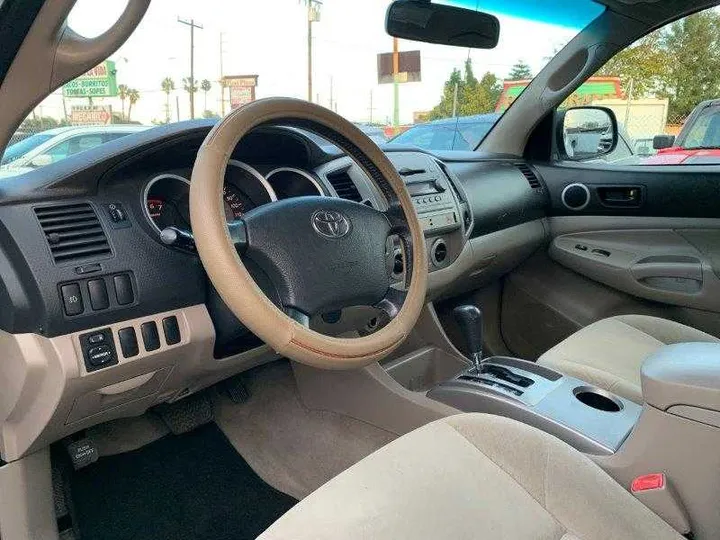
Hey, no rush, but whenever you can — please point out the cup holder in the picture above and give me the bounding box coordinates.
[573,386,623,412]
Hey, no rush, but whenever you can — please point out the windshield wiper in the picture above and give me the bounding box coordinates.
[682,145,720,150]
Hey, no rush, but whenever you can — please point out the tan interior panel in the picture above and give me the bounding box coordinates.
[0,305,281,462]
[550,229,720,312]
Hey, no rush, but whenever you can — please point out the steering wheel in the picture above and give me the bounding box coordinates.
[189,98,427,369]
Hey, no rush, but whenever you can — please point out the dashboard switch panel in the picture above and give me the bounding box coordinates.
[79,328,117,372]
[60,283,84,316]
[162,316,181,345]
[113,274,134,305]
[141,321,160,351]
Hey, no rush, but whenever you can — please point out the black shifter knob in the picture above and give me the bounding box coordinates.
[453,305,483,372]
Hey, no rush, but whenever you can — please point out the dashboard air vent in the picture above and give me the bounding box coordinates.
[326,169,363,202]
[34,203,111,263]
[515,164,542,189]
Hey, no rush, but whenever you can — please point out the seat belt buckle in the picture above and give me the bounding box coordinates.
[631,473,691,536]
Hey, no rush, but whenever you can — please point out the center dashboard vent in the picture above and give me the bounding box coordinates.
[515,164,542,190]
[34,203,111,264]
[325,169,363,202]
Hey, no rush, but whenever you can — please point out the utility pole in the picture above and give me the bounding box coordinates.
[176,95,180,122]
[219,32,227,116]
[451,82,459,117]
[369,90,375,123]
[392,37,400,129]
[178,17,203,119]
[306,0,322,102]
[329,76,333,111]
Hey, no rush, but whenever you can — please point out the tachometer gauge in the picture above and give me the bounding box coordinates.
[143,174,191,233]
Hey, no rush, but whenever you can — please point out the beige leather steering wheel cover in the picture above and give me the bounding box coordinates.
[190,97,427,369]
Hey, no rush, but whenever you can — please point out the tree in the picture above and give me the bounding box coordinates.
[658,11,720,118]
[161,77,175,123]
[183,77,198,119]
[596,32,669,99]
[118,84,129,120]
[200,79,212,112]
[126,88,140,122]
[202,110,219,119]
[596,10,720,118]
[508,60,532,80]
[427,59,502,120]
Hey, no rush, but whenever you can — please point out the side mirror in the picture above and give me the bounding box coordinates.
[386,1,499,49]
[557,106,618,162]
[652,134,675,150]
[28,154,53,167]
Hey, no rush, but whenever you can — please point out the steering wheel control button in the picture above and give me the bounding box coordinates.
[79,328,117,372]
[141,321,161,352]
[87,279,109,311]
[162,316,181,345]
[60,283,84,316]
[311,209,351,239]
[113,274,134,305]
[118,327,139,358]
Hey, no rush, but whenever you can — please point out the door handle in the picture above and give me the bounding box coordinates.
[597,186,643,208]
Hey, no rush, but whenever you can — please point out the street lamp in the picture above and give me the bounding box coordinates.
[305,0,322,102]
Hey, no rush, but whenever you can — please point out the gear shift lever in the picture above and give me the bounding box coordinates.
[453,305,484,374]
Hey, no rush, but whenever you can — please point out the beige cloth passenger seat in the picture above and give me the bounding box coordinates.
[537,315,720,403]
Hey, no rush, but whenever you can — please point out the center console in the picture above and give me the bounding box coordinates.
[427,357,641,455]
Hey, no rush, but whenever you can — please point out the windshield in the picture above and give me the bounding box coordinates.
[0,133,54,165]
[682,105,720,150]
[5,0,604,171]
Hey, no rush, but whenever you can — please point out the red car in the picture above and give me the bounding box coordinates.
[644,99,720,164]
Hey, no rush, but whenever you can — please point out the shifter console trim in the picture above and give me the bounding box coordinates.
[429,357,641,455]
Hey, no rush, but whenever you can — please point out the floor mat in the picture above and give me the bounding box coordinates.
[70,423,296,540]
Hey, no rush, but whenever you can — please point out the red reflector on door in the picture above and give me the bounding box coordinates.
[631,473,665,492]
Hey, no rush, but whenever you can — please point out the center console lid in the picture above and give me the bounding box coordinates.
[642,343,720,424]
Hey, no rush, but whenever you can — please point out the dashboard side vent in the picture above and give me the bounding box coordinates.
[515,164,542,189]
[34,203,111,263]
[325,169,363,202]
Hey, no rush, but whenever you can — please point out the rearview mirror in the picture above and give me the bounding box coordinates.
[653,134,675,150]
[386,1,499,49]
[557,107,618,162]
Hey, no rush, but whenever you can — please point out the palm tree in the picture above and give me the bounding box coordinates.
[126,88,140,122]
[200,79,212,112]
[161,77,175,123]
[118,84,129,120]
[183,77,198,119]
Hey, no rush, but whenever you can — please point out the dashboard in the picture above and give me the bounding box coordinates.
[0,120,548,461]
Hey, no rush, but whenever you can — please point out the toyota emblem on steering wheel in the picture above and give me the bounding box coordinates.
[311,209,351,239]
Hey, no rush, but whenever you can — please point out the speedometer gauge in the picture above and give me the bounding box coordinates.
[222,184,253,220]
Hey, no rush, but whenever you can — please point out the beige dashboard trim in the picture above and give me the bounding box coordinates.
[0,304,279,462]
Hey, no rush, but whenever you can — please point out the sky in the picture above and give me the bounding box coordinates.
[33,0,586,126]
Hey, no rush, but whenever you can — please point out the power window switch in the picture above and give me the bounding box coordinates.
[61,283,84,316]
[141,321,160,352]
[118,327,139,358]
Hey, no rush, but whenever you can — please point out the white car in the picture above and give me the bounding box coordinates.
[0,125,147,174]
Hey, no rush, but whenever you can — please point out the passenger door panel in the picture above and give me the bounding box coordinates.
[500,162,720,359]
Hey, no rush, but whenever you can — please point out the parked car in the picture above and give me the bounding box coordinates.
[391,112,639,164]
[0,125,147,173]
[389,113,500,151]
[646,99,720,164]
